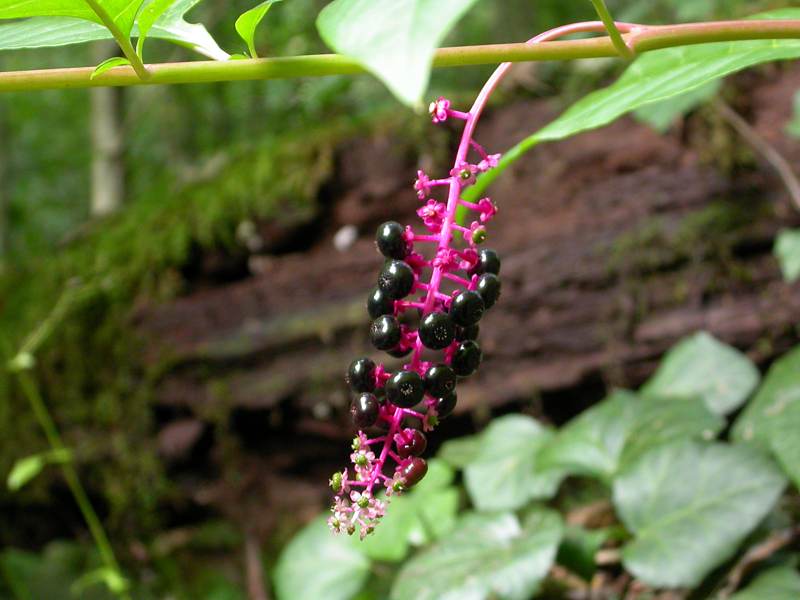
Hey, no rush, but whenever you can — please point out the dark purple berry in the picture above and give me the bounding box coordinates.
[450,290,485,327]
[456,323,480,341]
[370,315,401,350]
[388,345,413,358]
[476,273,501,309]
[400,457,428,488]
[418,311,455,350]
[397,429,427,458]
[452,340,482,376]
[347,357,376,393]
[385,370,424,408]
[378,260,415,299]
[351,393,379,428]
[367,286,394,319]
[436,391,457,418]
[470,248,501,276]
[376,221,408,259]
[424,364,456,398]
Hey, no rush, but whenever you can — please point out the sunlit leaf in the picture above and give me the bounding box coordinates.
[774,228,800,283]
[90,56,131,79]
[0,0,147,38]
[317,0,480,106]
[235,0,280,58]
[7,448,71,491]
[614,441,786,587]
[135,0,174,56]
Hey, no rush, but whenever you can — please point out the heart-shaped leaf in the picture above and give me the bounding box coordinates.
[733,345,800,489]
[775,229,800,283]
[729,565,800,600]
[391,510,563,600]
[273,516,370,600]
[613,441,786,588]
[235,0,280,58]
[642,331,759,415]
[464,415,563,511]
[316,0,480,106]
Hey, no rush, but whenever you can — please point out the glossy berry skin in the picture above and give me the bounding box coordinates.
[450,290,485,327]
[456,323,480,342]
[400,457,428,488]
[476,273,501,309]
[397,430,427,458]
[452,340,482,376]
[370,315,402,350]
[351,393,379,428]
[436,391,457,418]
[385,370,425,408]
[470,248,501,276]
[376,221,408,260]
[367,286,395,319]
[378,260,415,299]
[418,311,456,350]
[347,357,376,393]
[424,364,456,398]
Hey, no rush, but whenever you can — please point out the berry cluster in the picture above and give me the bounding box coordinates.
[328,97,502,538]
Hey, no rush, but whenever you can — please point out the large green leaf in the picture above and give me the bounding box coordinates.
[390,510,563,600]
[273,516,370,600]
[733,346,800,489]
[465,8,800,202]
[358,459,459,562]
[0,0,147,38]
[729,565,800,600]
[463,415,563,511]
[316,0,480,106]
[537,390,723,482]
[613,441,786,588]
[0,1,227,59]
[642,331,759,415]
[775,228,800,283]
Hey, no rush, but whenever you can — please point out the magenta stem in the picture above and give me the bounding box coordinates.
[444,272,471,287]
[367,405,404,491]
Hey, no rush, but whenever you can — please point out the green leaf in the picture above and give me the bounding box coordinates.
[135,0,174,57]
[0,1,228,60]
[0,0,147,38]
[642,331,759,414]
[465,8,800,203]
[537,390,723,481]
[775,228,800,283]
[358,459,459,562]
[71,566,129,595]
[90,56,131,79]
[273,516,370,600]
[437,432,484,469]
[729,565,800,600]
[316,0,480,106]
[235,0,280,59]
[391,510,563,600]
[464,415,563,511]
[613,441,786,588]
[634,80,720,133]
[733,346,800,489]
[556,525,609,581]
[7,449,71,491]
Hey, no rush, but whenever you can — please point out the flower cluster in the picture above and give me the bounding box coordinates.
[329,97,503,538]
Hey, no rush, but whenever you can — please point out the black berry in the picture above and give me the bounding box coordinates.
[385,370,425,408]
[424,364,456,398]
[370,315,401,350]
[400,457,428,488]
[376,221,408,259]
[450,290,485,326]
[397,430,427,458]
[378,260,415,299]
[351,393,379,428]
[436,391,457,418]
[347,357,376,393]
[476,273,501,309]
[470,248,501,276]
[456,323,480,341]
[452,340,482,376]
[367,286,394,319]
[418,311,455,350]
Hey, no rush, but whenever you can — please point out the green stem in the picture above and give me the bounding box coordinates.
[83,0,149,80]
[589,0,634,58]
[0,19,799,92]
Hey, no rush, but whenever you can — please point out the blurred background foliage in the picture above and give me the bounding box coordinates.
[0,0,796,597]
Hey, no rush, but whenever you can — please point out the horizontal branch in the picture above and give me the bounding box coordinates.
[0,19,799,92]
